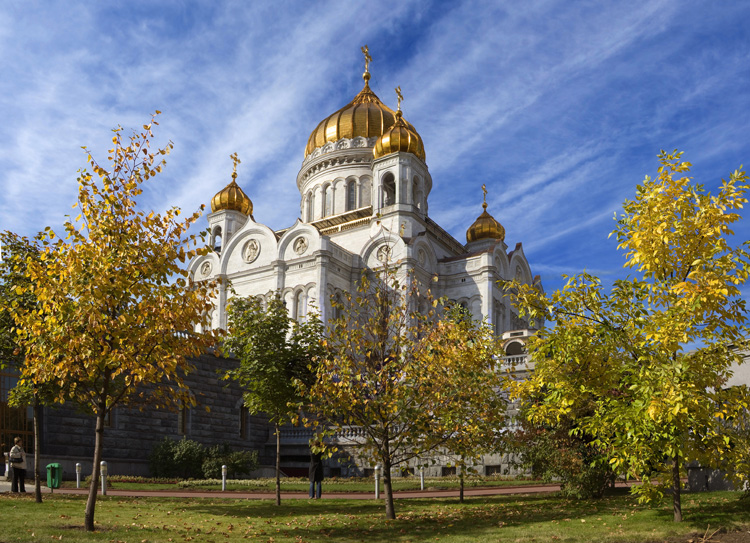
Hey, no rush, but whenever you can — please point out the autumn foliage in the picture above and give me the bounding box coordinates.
[12,114,217,531]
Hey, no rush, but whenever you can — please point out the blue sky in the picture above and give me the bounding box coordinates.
[1,1,749,296]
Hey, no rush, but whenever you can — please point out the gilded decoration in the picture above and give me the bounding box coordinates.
[211,154,253,216]
[466,184,505,243]
[304,49,422,158]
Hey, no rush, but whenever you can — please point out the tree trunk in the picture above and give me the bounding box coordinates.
[33,392,42,503]
[383,456,396,520]
[672,454,682,522]
[459,465,464,503]
[275,422,281,506]
[85,400,106,531]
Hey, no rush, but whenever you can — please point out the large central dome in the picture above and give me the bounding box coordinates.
[304,72,420,158]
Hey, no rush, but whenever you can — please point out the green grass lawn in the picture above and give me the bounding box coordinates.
[61,475,544,493]
[2,488,748,542]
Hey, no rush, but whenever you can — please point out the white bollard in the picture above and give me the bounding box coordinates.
[374,464,381,500]
[221,464,227,491]
[420,466,425,491]
[100,461,107,495]
[76,463,82,489]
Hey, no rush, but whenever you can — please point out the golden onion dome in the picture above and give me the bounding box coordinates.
[373,109,426,161]
[211,179,253,216]
[211,154,253,216]
[304,71,422,158]
[466,185,505,243]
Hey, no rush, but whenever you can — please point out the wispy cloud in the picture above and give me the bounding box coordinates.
[0,0,748,300]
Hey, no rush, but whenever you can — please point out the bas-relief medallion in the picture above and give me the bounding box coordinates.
[243,238,260,263]
[294,236,309,255]
[200,261,212,277]
[418,248,426,266]
[376,244,391,263]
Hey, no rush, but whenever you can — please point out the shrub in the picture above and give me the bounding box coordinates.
[149,437,205,479]
[149,437,259,480]
[202,443,259,479]
[507,417,615,499]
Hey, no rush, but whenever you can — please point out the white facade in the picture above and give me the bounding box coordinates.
[188,76,542,342]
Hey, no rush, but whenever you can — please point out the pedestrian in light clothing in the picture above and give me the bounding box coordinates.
[309,447,323,499]
[9,437,26,493]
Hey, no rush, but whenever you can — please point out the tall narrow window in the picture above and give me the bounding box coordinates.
[322,184,332,216]
[346,181,356,211]
[383,173,396,206]
[295,290,307,322]
[307,192,315,221]
[178,407,188,435]
[239,406,247,439]
[213,227,222,251]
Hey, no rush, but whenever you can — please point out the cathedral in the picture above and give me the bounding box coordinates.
[188,51,542,340]
[18,51,543,480]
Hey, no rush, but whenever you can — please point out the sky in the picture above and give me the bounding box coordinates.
[1,0,749,296]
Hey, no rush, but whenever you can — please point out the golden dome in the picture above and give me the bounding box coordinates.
[304,72,421,157]
[466,186,505,243]
[211,153,253,216]
[373,109,426,161]
[211,179,253,216]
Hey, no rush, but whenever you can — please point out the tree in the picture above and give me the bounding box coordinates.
[508,150,750,522]
[304,264,505,519]
[426,306,507,503]
[12,114,217,531]
[0,231,51,503]
[224,292,323,506]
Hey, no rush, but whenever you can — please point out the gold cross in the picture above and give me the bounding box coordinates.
[482,183,487,204]
[395,86,403,111]
[231,152,241,181]
[361,45,372,72]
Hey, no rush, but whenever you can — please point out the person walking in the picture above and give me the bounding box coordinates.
[309,448,324,499]
[9,437,26,493]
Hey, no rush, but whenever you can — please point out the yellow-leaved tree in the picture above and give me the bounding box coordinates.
[13,114,218,531]
[303,263,506,519]
[508,150,750,522]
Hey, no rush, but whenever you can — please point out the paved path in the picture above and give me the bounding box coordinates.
[0,479,633,500]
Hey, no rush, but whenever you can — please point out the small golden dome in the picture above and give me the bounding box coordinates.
[211,154,253,216]
[373,110,426,161]
[466,185,505,243]
[304,74,421,158]
[211,179,253,216]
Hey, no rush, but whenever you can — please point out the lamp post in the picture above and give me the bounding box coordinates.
[76,463,82,489]
[100,461,107,495]
[420,466,425,491]
[221,464,227,491]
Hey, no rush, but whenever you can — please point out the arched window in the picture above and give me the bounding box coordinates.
[307,192,315,221]
[346,180,357,211]
[383,173,396,206]
[212,227,222,251]
[294,290,307,322]
[321,185,332,217]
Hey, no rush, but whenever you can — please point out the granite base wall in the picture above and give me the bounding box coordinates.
[39,353,274,476]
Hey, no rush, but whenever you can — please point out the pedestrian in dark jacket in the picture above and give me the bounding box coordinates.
[309,448,324,499]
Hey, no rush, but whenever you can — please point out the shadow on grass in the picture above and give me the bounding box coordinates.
[171,490,749,542]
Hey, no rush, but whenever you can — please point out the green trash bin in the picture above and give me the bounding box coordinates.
[46,463,62,489]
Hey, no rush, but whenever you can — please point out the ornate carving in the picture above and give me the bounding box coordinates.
[200,261,212,277]
[294,236,309,255]
[336,139,350,150]
[377,244,391,263]
[418,248,426,266]
[243,238,260,263]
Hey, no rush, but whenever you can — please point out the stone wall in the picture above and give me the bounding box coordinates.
[39,353,273,477]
